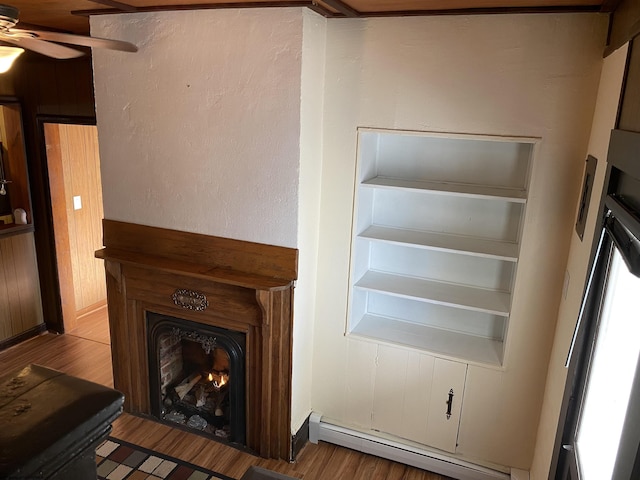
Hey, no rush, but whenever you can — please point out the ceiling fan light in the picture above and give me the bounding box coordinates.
[0,46,24,73]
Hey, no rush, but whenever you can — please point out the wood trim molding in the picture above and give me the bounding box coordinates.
[73,1,314,17]
[44,123,77,332]
[86,0,138,12]
[76,300,108,318]
[73,1,599,19]
[359,4,601,16]
[99,220,297,460]
[606,0,640,56]
[291,414,310,460]
[0,323,47,352]
[320,0,359,17]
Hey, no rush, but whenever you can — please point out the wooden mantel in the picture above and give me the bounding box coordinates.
[97,220,298,460]
[96,219,297,290]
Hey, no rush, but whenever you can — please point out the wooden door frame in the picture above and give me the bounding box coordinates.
[36,115,96,333]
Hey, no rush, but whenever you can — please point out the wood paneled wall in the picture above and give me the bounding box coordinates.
[0,232,44,342]
[4,52,96,332]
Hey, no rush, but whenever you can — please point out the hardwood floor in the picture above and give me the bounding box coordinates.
[0,312,453,480]
[67,304,111,345]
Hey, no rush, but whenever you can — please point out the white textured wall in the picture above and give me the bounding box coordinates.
[312,13,607,469]
[529,43,628,479]
[91,9,303,248]
[92,7,325,438]
[292,10,326,433]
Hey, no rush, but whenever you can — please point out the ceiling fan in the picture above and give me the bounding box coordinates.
[0,3,137,60]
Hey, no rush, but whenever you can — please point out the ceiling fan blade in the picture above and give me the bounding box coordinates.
[14,29,137,53]
[0,35,84,59]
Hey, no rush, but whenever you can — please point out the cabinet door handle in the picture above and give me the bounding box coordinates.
[446,389,454,419]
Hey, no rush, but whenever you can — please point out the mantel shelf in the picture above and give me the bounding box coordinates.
[362,176,527,203]
[96,248,293,291]
[359,225,519,261]
[354,270,511,316]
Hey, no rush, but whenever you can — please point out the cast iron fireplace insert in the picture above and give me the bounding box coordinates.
[147,312,246,447]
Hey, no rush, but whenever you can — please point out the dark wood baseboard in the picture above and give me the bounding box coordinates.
[291,415,310,461]
[0,323,47,352]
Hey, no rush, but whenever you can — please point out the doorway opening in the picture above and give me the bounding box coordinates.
[42,119,109,343]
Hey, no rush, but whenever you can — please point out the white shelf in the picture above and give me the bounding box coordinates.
[351,314,504,366]
[354,270,511,317]
[359,225,519,262]
[362,176,527,203]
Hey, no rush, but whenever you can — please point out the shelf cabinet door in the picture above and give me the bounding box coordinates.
[425,358,468,452]
[371,345,467,453]
[372,346,434,442]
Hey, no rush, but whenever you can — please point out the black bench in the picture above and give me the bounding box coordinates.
[0,364,124,479]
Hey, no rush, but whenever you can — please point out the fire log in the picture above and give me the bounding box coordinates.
[175,372,202,400]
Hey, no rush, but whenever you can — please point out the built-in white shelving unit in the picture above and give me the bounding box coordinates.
[347,129,535,366]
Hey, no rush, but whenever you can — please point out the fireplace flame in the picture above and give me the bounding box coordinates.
[207,371,229,389]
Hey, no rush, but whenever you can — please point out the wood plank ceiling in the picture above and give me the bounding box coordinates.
[4,0,616,35]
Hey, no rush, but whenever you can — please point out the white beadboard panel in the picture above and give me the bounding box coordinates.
[426,358,468,452]
[345,339,378,430]
[359,226,519,262]
[372,345,411,434]
[399,350,436,444]
[370,188,525,243]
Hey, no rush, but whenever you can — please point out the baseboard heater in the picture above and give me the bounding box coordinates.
[309,413,527,480]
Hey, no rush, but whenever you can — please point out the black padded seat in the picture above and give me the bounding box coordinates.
[0,364,124,479]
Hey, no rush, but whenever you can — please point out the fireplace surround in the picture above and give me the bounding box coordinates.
[96,220,297,460]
